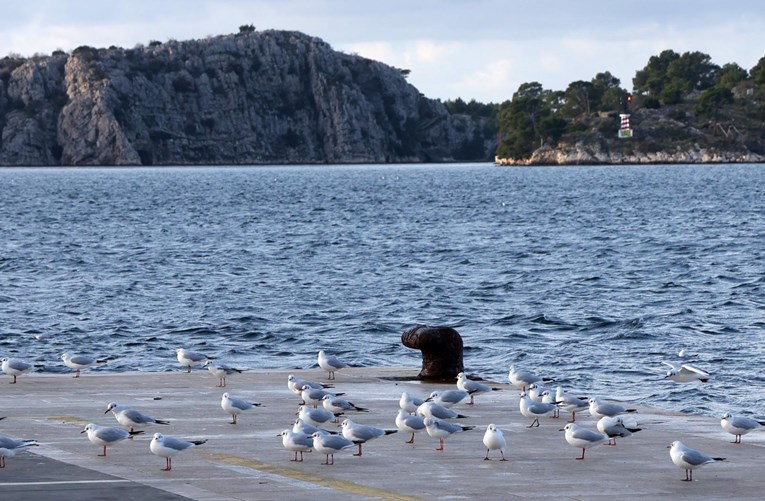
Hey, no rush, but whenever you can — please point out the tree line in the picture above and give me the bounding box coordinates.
[444,50,765,160]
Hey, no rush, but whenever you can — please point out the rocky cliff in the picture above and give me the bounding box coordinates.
[0,30,493,166]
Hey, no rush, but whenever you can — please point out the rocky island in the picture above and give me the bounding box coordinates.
[0,28,494,166]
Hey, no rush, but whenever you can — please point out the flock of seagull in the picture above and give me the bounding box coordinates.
[2,348,764,483]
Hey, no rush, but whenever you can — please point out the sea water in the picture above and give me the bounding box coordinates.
[1,163,763,417]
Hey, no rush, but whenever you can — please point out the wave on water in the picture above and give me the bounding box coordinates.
[1,163,764,417]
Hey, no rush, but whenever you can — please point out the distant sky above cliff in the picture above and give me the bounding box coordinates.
[2,0,764,103]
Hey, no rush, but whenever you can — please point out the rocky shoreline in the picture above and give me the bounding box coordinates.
[495,142,765,166]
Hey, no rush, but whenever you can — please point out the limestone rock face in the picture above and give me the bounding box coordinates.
[0,31,493,166]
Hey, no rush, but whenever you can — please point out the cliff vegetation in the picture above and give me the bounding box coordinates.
[495,49,765,165]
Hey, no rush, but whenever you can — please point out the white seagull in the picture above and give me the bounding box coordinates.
[662,362,712,383]
[482,424,507,461]
[174,348,209,373]
[81,423,143,457]
[423,417,475,451]
[277,429,313,462]
[60,353,108,378]
[203,360,244,387]
[288,374,333,396]
[105,402,170,433]
[528,382,556,403]
[340,418,397,456]
[298,405,341,427]
[321,394,368,414]
[720,412,765,444]
[596,416,642,446]
[416,401,468,420]
[317,350,347,380]
[150,433,207,471]
[668,440,725,481]
[519,392,558,427]
[456,372,499,405]
[0,435,39,468]
[1,358,32,384]
[395,409,426,444]
[399,392,426,414]
[425,389,470,407]
[221,392,262,424]
[588,398,637,419]
[560,423,610,460]
[311,431,356,465]
[555,387,589,422]
[300,385,341,408]
[293,418,337,437]
[508,365,546,391]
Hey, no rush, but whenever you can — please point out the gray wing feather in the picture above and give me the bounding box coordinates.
[404,416,426,430]
[323,435,354,449]
[123,409,155,424]
[97,427,129,442]
[163,436,195,451]
[682,448,714,466]
[572,427,607,442]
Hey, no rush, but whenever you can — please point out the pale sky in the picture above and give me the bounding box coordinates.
[1,0,764,103]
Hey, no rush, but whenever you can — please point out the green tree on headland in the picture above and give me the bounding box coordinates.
[491,47,765,162]
[751,55,765,84]
[633,50,719,105]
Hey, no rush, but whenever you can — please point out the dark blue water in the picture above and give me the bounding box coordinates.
[1,163,764,418]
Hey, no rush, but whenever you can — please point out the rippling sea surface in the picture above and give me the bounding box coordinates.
[1,163,764,417]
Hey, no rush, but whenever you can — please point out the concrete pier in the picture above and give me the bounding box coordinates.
[1,368,762,500]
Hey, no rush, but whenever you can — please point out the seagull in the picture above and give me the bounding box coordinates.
[395,409,426,444]
[528,383,555,403]
[300,385,342,408]
[399,392,426,414]
[662,362,712,383]
[321,394,368,414]
[203,360,244,387]
[456,372,499,405]
[0,435,39,468]
[423,417,475,451]
[311,431,356,465]
[508,365,548,391]
[288,374,333,396]
[669,440,725,481]
[318,350,347,380]
[150,433,207,471]
[174,348,209,373]
[277,429,313,462]
[482,424,508,461]
[416,401,468,420]
[425,389,470,407]
[105,402,170,433]
[588,398,637,419]
[298,405,342,427]
[720,412,765,444]
[340,418,397,456]
[60,353,108,378]
[81,423,143,457]
[292,418,337,437]
[560,423,610,460]
[555,387,589,422]
[1,358,32,384]
[221,392,262,424]
[596,416,642,445]
[541,391,560,418]
[519,392,558,427]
